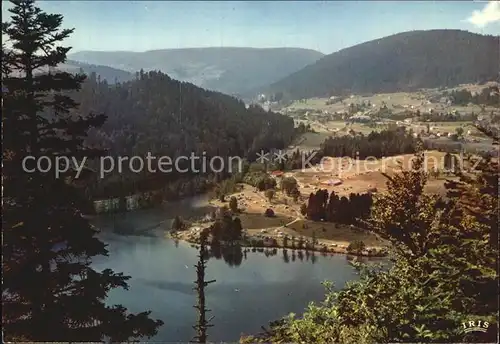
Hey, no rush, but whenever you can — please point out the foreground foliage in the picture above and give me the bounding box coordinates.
[242,144,498,343]
[2,0,162,340]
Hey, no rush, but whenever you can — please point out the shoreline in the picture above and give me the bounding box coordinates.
[170,189,388,258]
[169,230,388,258]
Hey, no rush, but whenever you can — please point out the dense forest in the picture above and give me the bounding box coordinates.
[447,85,500,106]
[68,71,297,199]
[263,30,499,99]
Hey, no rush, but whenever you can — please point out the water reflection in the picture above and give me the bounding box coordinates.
[207,243,244,267]
[192,245,338,267]
[92,231,381,342]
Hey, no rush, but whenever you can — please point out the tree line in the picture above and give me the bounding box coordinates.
[303,189,373,224]
[447,86,499,107]
[313,127,417,162]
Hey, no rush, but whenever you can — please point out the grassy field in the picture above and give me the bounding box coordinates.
[284,85,498,121]
[288,132,331,152]
[285,220,384,247]
[238,213,294,229]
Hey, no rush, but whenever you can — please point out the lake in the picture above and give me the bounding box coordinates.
[91,195,371,342]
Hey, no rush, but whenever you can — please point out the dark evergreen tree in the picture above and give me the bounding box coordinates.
[2,0,162,340]
[171,215,184,231]
[229,196,238,213]
[192,230,216,343]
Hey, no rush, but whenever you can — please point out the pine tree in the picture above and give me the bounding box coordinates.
[171,215,184,231]
[2,0,162,340]
[229,196,238,213]
[364,146,444,258]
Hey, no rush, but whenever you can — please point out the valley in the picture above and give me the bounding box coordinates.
[3,1,499,342]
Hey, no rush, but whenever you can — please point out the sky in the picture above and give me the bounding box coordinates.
[2,1,500,54]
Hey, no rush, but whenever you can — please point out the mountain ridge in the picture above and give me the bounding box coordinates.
[68,47,324,96]
[260,29,499,99]
[63,60,134,83]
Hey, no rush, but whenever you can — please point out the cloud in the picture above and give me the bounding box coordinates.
[465,1,500,28]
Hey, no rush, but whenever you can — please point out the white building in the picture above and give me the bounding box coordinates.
[126,195,140,211]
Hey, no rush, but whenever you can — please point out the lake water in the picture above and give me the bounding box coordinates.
[91,195,371,342]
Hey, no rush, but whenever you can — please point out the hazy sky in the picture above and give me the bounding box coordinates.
[2,1,500,54]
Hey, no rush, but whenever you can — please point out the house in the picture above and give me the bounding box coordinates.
[321,179,342,186]
[270,170,284,179]
[350,115,371,123]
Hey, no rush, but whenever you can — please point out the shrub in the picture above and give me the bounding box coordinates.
[265,189,276,202]
[346,240,365,254]
[171,215,184,231]
[264,208,275,217]
[229,196,238,212]
[300,203,307,215]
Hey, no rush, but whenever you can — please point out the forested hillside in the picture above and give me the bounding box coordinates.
[263,30,499,99]
[73,71,296,198]
[62,60,134,83]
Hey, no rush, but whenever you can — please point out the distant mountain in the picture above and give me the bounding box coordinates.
[59,60,134,83]
[68,47,324,96]
[261,30,499,99]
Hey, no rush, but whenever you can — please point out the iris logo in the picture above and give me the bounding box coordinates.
[462,320,490,333]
